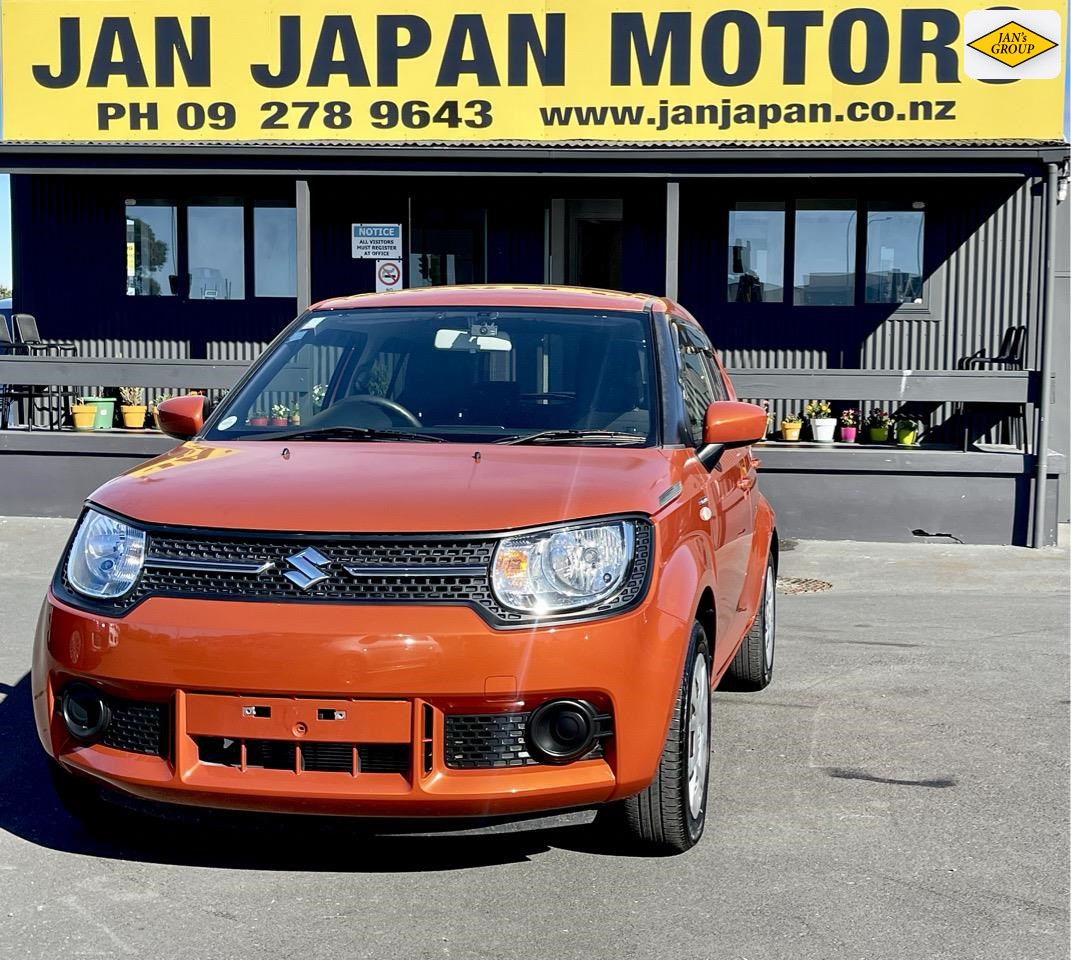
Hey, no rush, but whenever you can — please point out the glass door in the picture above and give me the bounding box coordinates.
[408,202,487,288]
[546,199,623,288]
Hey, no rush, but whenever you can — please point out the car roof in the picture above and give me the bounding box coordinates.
[311,284,677,315]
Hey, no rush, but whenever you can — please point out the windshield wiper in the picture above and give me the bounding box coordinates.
[250,425,445,443]
[495,429,646,446]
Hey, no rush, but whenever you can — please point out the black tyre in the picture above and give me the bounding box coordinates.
[47,758,111,825]
[723,553,776,691]
[602,621,712,854]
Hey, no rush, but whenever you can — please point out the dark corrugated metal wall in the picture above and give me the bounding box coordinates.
[679,176,1044,445]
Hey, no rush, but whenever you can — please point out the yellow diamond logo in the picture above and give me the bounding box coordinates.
[967,20,1059,68]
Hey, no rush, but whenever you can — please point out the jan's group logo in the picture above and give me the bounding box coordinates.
[964,10,1062,79]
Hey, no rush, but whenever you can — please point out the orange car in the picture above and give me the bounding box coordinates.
[33,286,777,854]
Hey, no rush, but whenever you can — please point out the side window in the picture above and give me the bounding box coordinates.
[688,330,729,402]
[674,324,718,446]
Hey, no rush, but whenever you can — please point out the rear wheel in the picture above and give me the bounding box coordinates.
[600,622,711,854]
[723,554,776,691]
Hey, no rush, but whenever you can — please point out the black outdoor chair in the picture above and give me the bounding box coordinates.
[13,313,78,357]
[0,320,32,427]
[957,326,1028,449]
[956,325,1027,370]
[11,314,79,429]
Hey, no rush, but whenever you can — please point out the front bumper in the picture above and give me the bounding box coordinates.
[33,592,690,818]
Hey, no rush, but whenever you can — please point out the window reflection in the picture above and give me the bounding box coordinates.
[188,205,245,300]
[728,202,785,303]
[125,203,176,297]
[866,205,925,303]
[254,208,297,298]
[793,200,856,306]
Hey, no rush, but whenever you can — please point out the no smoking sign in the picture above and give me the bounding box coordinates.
[375,259,403,292]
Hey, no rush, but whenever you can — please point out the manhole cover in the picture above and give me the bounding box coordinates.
[777,577,833,595]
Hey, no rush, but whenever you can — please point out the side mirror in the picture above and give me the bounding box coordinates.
[155,394,205,441]
[699,400,767,469]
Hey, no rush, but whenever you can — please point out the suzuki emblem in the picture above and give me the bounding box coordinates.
[283,547,331,591]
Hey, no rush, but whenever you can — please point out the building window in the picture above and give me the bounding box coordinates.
[409,207,486,288]
[188,205,245,300]
[728,202,785,303]
[865,204,925,304]
[793,200,857,306]
[125,202,177,297]
[254,208,297,298]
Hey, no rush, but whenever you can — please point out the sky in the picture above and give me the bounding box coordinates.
[0,48,1069,291]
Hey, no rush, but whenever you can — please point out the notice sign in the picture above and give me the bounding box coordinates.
[352,224,402,260]
[375,259,403,293]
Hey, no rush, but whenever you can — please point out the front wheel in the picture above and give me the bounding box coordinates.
[600,622,711,854]
[47,758,116,830]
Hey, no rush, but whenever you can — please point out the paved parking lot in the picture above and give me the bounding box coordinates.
[0,516,1067,960]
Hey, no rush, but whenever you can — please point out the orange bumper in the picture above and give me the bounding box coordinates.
[32,591,691,818]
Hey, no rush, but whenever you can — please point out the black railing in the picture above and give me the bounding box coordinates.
[0,356,1038,450]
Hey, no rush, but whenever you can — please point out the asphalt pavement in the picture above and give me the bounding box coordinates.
[0,516,1067,960]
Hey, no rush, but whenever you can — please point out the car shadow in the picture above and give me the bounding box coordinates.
[0,673,639,871]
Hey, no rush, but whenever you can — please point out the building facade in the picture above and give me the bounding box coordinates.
[1,0,1068,543]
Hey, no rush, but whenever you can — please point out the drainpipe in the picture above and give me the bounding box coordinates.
[665,181,680,300]
[1031,162,1059,547]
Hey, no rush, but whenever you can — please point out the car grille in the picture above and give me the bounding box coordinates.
[444,713,538,769]
[100,697,170,758]
[61,520,653,627]
[194,737,410,775]
[443,713,606,770]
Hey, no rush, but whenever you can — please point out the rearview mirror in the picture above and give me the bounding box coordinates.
[155,394,205,441]
[703,401,768,447]
[699,401,767,468]
[434,328,513,352]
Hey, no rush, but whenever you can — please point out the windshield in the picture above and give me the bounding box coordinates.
[203,307,657,444]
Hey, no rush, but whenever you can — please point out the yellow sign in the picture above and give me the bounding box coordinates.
[1,0,1066,144]
[967,20,1058,67]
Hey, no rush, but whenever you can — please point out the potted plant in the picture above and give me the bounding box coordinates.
[781,411,803,441]
[70,400,97,432]
[118,386,147,429]
[80,394,116,430]
[248,408,269,427]
[838,408,860,443]
[150,393,173,431]
[866,409,891,443]
[805,400,836,443]
[311,383,327,409]
[270,403,290,427]
[896,416,922,447]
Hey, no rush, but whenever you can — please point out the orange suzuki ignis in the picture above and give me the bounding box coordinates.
[34,286,777,854]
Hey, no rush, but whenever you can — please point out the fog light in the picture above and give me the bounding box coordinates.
[60,683,111,742]
[525,699,600,765]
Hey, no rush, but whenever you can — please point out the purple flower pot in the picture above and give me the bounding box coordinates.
[840,425,857,443]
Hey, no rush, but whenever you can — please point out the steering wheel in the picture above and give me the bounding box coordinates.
[344,394,423,428]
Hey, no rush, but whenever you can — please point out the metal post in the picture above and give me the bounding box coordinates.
[665,181,680,300]
[1032,162,1059,548]
[295,179,312,312]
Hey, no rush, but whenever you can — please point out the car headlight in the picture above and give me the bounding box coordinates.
[66,509,146,599]
[491,520,635,615]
